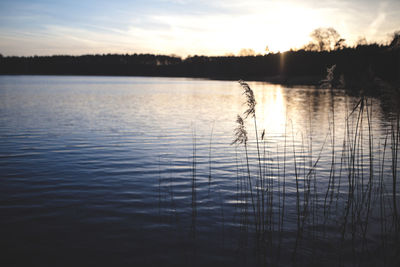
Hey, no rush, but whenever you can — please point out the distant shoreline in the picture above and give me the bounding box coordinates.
[1,45,398,92]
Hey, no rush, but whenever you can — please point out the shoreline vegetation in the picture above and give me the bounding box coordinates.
[1,29,399,95]
[223,78,400,266]
[157,74,400,266]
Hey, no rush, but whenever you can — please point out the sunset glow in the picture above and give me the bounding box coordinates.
[0,0,399,56]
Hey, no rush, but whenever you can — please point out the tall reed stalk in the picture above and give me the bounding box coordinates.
[233,115,257,232]
[160,72,400,266]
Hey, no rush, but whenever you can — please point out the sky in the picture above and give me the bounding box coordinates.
[0,0,399,57]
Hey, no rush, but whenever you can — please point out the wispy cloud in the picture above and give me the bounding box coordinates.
[0,0,399,56]
[368,12,386,38]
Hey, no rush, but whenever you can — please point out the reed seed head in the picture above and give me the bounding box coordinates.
[239,80,256,118]
[232,115,248,145]
[320,64,336,89]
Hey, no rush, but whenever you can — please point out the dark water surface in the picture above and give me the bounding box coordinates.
[0,76,399,266]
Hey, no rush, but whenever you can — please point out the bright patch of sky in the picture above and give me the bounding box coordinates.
[0,0,399,56]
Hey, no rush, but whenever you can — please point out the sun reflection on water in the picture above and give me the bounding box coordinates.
[252,83,286,135]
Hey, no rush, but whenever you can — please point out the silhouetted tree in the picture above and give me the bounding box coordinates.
[334,38,346,50]
[356,37,368,46]
[305,27,344,51]
[389,31,400,50]
[0,38,398,94]
[239,48,256,56]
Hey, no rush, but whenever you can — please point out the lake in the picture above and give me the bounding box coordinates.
[0,75,399,266]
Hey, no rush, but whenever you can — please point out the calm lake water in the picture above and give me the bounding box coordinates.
[0,75,399,266]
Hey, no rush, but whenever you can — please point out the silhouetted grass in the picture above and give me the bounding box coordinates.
[157,70,400,266]
[229,73,400,266]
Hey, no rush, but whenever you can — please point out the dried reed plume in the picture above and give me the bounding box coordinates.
[239,80,263,233]
[232,115,248,145]
[320,64,336,89]
[239,80,256,119]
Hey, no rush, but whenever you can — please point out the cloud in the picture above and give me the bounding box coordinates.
[368,12,386,37]
[1,0,400,55]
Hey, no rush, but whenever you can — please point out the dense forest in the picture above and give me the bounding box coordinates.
[1,29,399,94]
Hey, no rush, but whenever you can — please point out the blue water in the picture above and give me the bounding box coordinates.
[0,75,399,266]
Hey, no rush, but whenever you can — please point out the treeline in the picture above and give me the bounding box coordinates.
[0,43,399,90]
